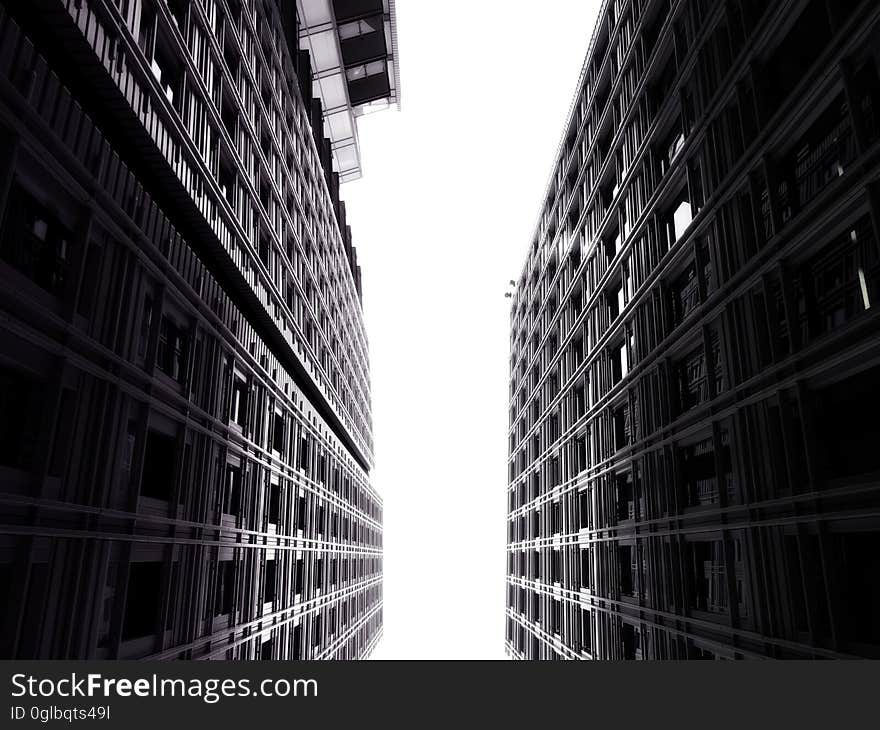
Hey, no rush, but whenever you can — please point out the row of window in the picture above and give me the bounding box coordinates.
[510,0,876,411]
[73,0,374,450]
[506,0,880,661]
[0,1,384,661]
[509,354,880,519]
[0,176,381,530]
[0,4,377,471]
[507,611,739,660]
[0,6,373,459]
[509,205,878,490]
[0,539,381,659]
[507,525,880,657]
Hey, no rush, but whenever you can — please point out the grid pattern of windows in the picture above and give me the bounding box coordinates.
[0,0,386,659]
[48,0,373,464]
[506,0,880,660]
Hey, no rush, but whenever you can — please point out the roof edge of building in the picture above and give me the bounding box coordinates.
[513,0,611,296]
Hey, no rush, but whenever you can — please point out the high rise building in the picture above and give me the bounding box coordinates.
[0,0,398,659]
[506,0,880,660]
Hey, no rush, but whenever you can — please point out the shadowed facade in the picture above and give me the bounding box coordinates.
[0,0,398,660]
[506,0,880,660]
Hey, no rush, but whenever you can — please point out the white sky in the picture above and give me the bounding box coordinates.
[342,0,603,660]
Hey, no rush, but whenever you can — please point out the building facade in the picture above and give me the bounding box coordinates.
[0,0,397,659]
[506,0,880,660]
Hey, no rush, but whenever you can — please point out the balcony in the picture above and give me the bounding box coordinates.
[676,345,709,413]
[792,97,856,211]
[701,560,728,614]
[690,540,728,615]
[610,341,627,387]
[662,129,685,177]
[156,316,189,385]
[670,261,699,328]
[613,404,632,453]
[692,477,719,506]
[616,472,635,521]
[619,544,643,600]
[680,434,735,508]
[0,183,71,297]
[796,217,877,344]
